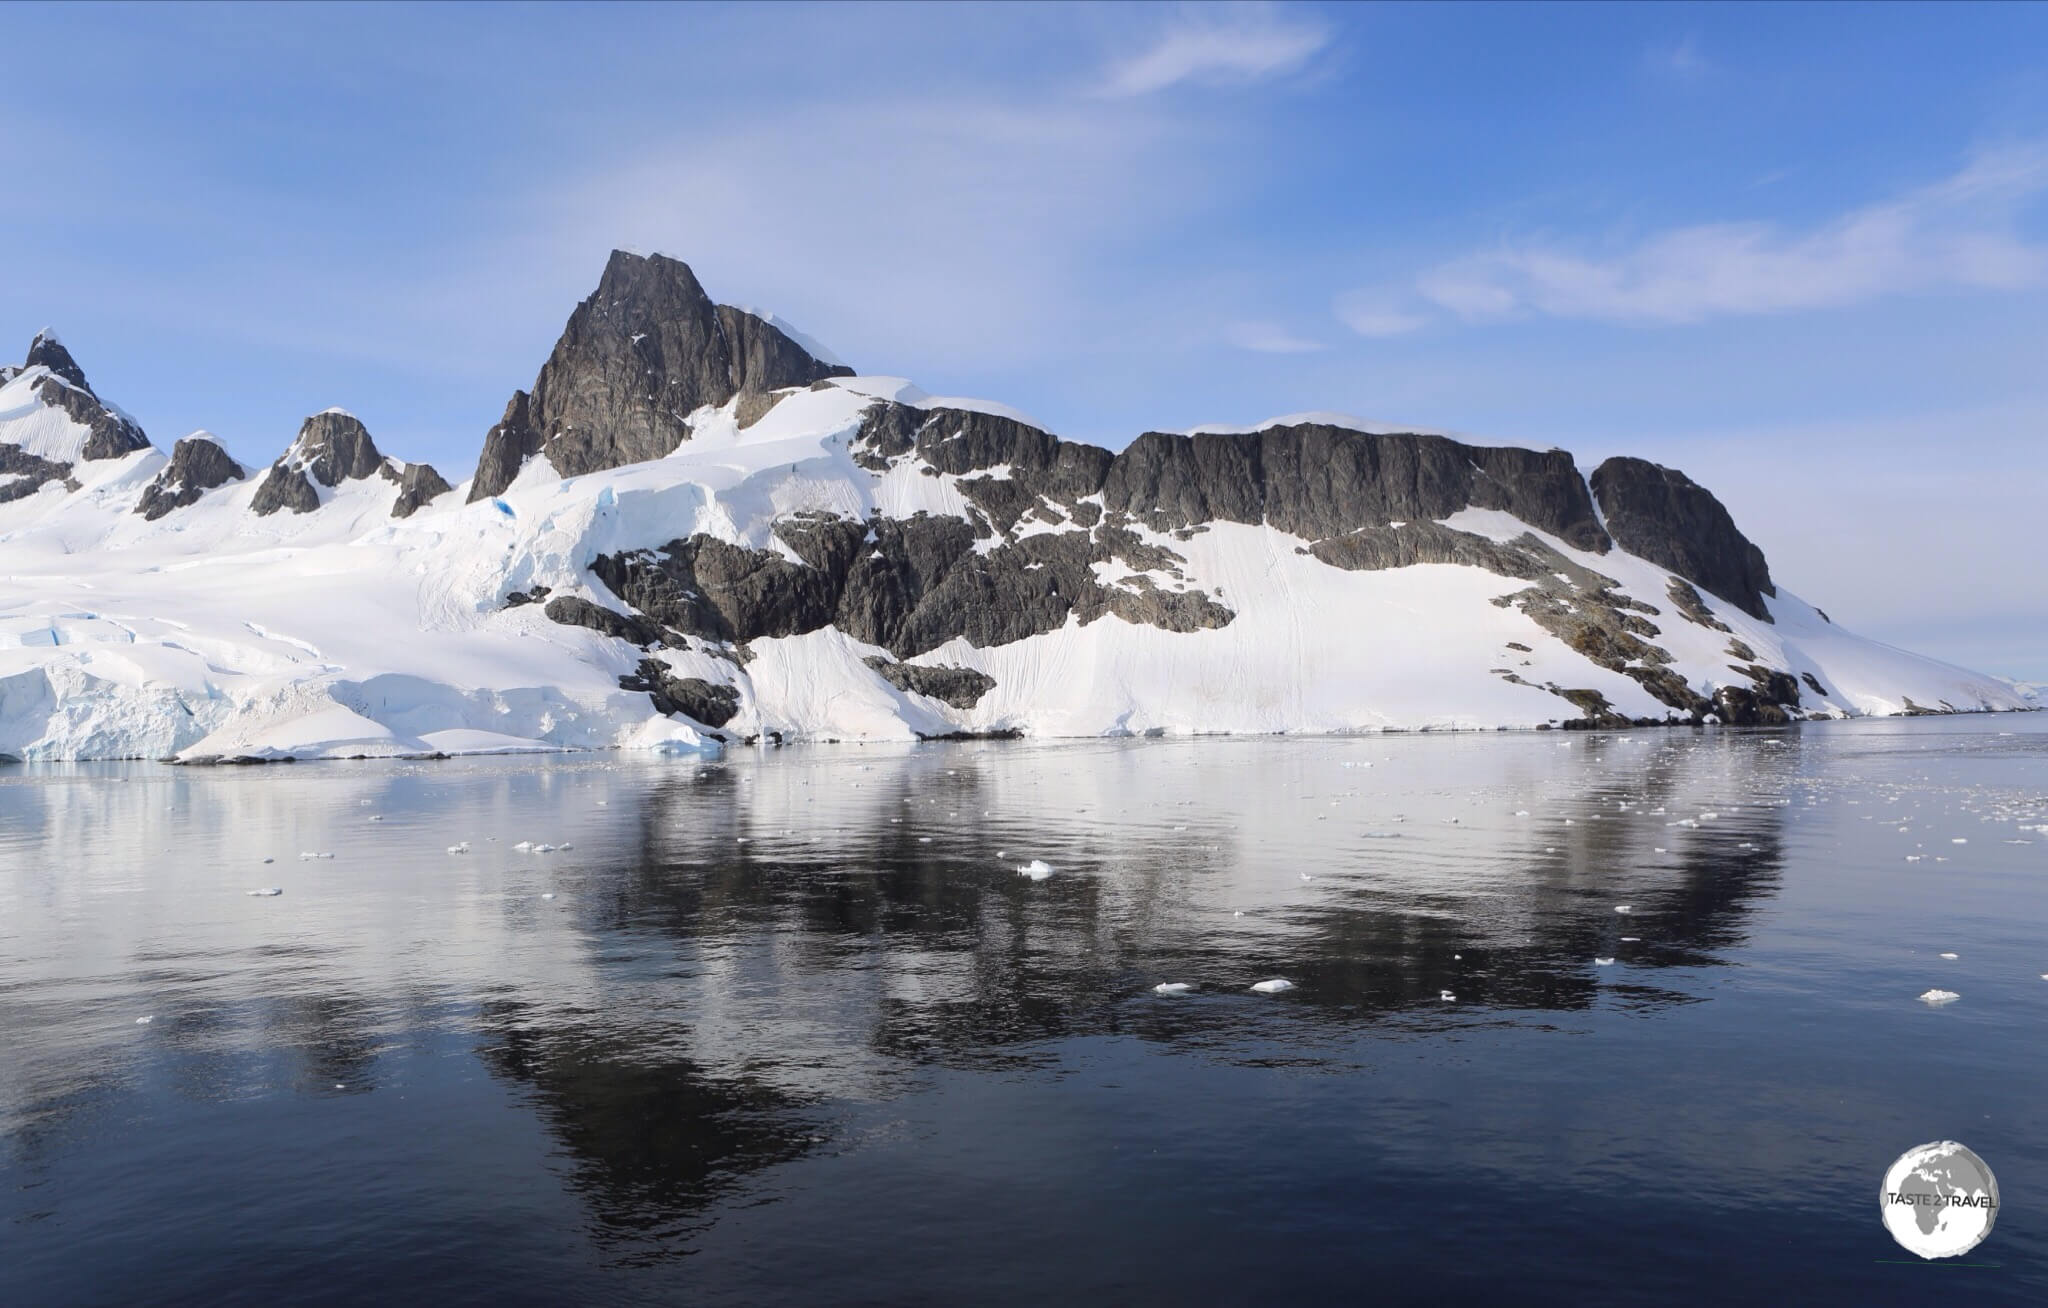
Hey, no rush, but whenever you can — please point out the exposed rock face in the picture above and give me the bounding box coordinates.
[851,403,1610,554]
[250,465,320,516]
[0,444,74,504]
[617,657,739,727]
[135,435,245,520]
[9,332,151,463]
[470,391,541,503]
[25,331,90,390]
[588,508,1232,662]
[468,251,852,501]
[1107,426,1609,551]
[864,658,997,708]
[542,595,678,649]
[251,411,436,518]
[293,411,385,487]
[1592,457,1775,621]
[390,461,452,519]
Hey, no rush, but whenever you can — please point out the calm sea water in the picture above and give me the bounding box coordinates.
[4,717,2046,1304]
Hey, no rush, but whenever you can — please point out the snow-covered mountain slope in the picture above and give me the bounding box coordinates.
[0,251,2030,761]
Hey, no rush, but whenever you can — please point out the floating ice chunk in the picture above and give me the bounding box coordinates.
[513,841,533,851]
[1250,979,1295,994]
[1654,847,1667,854]
[1918,989,1960,1005]
[559,842,573,850]
[1951,838,1968,845]
[1019,859,1054,881]
[1153,982,1194,995]
[918,837,933,843]
[995,849,1006,857]
[1594,957,1615,966]
[1614,905,1633,914]
[533,843,556,853]
[1939,952,1958,960]
[247,887,283,897]
[447,842,470,854]
[1514,811,1529,818]
[541,893,556,900]
[1439,989,1456,1001]
[1620,936,1640,942]
[1299,873,1313,882]
[136,1016,154,1025]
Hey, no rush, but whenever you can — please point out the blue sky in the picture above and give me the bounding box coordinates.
[4,2,2046,679]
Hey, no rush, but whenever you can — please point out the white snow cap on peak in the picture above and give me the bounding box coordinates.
[33,327,61,345]
[318,406,356,418]
[182,429,223,445]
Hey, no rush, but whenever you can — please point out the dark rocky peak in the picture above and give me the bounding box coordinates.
[288,409,386,487]
[6,330,151,462]
[25,329,92,393]
[468,250,852,501]
[250,410,452,519]
[252,410,385,516]
[1590,456,1775,622]
[135,433,246,521]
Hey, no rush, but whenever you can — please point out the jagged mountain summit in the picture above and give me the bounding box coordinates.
[0,251,2030,761]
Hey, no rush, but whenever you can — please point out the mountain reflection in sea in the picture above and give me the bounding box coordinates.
[4,718,2046,1304]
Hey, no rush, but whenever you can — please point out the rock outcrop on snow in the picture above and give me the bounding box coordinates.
[135,433,245,520]
[250,410,451,518]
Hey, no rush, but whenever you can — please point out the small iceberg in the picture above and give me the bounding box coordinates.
[1153,982,1194,995]
[1614,905,1633,914]
[541,892,556,901]
[1594,957,1615,966]
[247,887,283,897]
[135,1016,154,1025]
[1249,978,1295,994]
[1439,989,1456,1001]
[1939,952,1958,960]
[1918,989,1961,1006]
[447,842,471,855]
[1019,859,1054,881]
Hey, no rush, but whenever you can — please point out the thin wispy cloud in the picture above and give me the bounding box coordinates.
[1333,291,1426,338]
[1373,142,2048,329]
[1225,320,1328,353]
[1645,33,1709,82]
[1098,3,1331,97]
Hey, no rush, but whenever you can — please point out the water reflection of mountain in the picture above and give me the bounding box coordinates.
[1,733,1798,1265]
[575,737,1791,1045]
